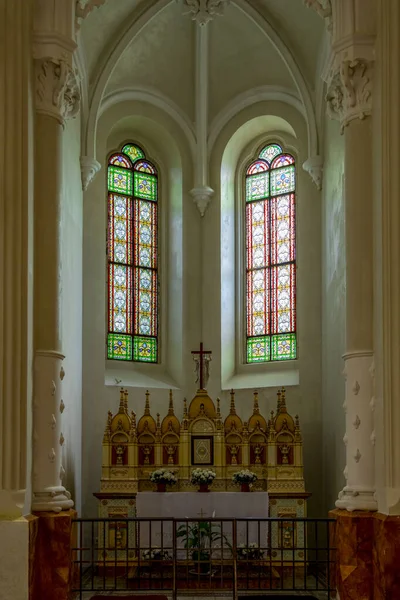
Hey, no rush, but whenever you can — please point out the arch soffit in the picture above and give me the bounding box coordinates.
[85,0,318,159]
[209,86,305,154]
[100,87,196,164]
[98,101,192,177]
[212,105,306,184]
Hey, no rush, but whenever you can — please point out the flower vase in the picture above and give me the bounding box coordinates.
[241,483,250,492]
[198,483,209,493]
[157,482,166,492]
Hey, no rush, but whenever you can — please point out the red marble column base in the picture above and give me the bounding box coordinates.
[373,513,400,599]
[330,509,400,600]
[30,509,77,600]
[330,509,374,600]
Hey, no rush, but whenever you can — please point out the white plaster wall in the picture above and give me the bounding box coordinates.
[321,115,346,511]
[61,116,83,512]
[0,519,30,600]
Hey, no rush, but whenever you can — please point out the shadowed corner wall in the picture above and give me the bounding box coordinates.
[321,114,346,513]
[61,115,84,514]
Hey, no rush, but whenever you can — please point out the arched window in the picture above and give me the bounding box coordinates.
[107,143,159,363]
[245,143,296,363]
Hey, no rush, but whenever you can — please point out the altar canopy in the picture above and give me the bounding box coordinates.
[136,491,269,552]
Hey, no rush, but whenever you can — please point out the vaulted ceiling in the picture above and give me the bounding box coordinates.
[79,0,324,116]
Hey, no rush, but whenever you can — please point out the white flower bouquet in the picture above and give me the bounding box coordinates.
[237,542,264,560]
[232,470,258,485]
[191,468,216,485]
[150,469,177,485]
[142,547,171,561]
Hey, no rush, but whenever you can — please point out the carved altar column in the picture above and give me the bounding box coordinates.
[326,57,377,511]
[31,56,79,512]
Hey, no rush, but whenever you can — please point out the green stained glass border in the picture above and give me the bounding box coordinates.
[247,336,271,363]
[247,333,296,363]
[107,333,133,361]
[134,172,157,201]
[133,336,157,363]
[271,333,297,361]
[108,166,133,195]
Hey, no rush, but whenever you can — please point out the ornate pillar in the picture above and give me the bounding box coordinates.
[0,0,32,517]
[326,53,376,510]
[32,51,80,511]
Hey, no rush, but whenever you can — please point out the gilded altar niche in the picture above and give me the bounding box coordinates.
[97,385,308,497]
[95,386,310,563]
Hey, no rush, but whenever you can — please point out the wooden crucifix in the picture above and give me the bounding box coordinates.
[191,342,212,390]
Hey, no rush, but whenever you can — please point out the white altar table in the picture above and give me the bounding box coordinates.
[136,492,269,555]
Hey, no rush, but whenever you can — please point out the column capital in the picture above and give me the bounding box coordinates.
[190,186,214,217]
[326,58,373,132]
[302,155,323,190]
[80,156,101,191]
[35,58,81,126]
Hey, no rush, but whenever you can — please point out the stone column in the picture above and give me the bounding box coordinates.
[373,0,400,516]
[326,59,377,511]
[32,58,80,512]
[0,0,32,517]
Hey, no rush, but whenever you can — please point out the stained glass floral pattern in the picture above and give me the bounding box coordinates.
[122,144,145,163]
[134,172,157,201]
[108,166,133,195]
[107,143,159,363]
[270,166,295,196]
[259,144,282,163]
[246,144,296,363]
[246,172,269,201]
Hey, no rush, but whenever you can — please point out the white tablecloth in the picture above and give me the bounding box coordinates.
[135,492,269,555]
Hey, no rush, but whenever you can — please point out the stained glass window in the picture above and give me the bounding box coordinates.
[107,143,159,363]
[246,143,296,363]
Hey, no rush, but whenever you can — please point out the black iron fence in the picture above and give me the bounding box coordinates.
[71,517,335,599]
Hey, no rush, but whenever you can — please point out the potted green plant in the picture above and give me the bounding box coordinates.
[176,520,231,574]
[190,468,216,492]
[150,468,177,492]
[232,469,258,492]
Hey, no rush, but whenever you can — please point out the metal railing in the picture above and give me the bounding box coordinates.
[71,517,335,599]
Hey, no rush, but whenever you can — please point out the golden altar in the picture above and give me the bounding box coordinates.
[94,386,311,564]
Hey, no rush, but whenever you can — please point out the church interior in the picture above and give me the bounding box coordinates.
[1,0,400,599]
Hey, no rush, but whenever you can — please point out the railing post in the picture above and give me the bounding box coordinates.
[233,518,238,600]
[173,518,177,600]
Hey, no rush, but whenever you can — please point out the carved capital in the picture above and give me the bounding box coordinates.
[190,186,214,217]
[303,0,332,32]
[35,58,81,126]
[80,156,101,191]
[302,156,323,190]
[75,0,107,32]
[326,59,373,132]
[179,0,229,26]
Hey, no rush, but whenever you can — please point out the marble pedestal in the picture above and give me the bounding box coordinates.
[330,509,400,600]
[30,509,77,600]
